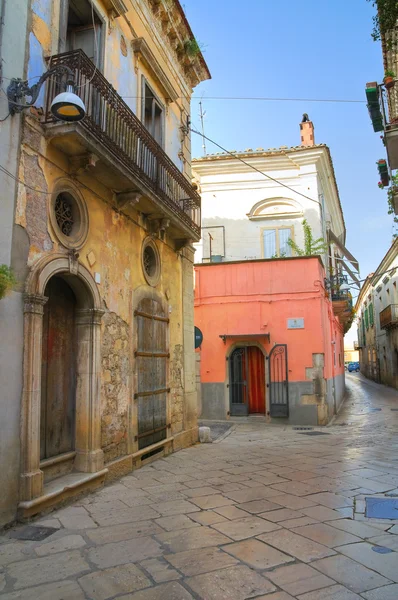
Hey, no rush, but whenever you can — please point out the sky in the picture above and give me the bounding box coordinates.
[183,0,392,343]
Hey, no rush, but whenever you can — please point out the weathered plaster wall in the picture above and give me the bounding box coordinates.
[0,0,30,527]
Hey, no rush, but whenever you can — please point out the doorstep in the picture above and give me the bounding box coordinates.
[18,469,108,519]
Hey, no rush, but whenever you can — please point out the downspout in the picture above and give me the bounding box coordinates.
[0,0,6,85]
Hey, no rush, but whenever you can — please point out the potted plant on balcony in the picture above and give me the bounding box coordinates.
[384,69,396,89]
[377,159,390,187]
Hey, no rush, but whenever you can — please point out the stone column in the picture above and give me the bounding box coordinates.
[20,294,47,502]
[74,308,104,473]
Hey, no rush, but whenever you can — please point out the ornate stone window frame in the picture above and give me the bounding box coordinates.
[49,179,89,250]
[20,254,104,503]
[141,237,161,287]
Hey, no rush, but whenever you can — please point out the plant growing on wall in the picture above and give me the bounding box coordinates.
[367,0,398,46]
[0,265,16,300]
[184,38,204,58]
[287,219,328,256]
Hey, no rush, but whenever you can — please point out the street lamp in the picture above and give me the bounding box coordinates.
[7,65,86,122]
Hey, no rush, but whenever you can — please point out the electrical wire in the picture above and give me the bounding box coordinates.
[190,127,322,206]
[117,95,366,103]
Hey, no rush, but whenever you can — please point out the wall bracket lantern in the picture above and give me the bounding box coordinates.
[7,65,86,122]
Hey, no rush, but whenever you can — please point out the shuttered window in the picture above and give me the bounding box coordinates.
[135,298,169,450]
[369,302,374,326]
[364,307,369,330]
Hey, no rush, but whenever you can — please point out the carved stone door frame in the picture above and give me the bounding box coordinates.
[21,254,104,502]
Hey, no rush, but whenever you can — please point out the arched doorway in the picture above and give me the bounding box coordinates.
[229,346,265,416]
[21,254,105,503]
[41,276,77,460]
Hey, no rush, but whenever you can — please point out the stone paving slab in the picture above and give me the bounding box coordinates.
[0,580,86,600]
[185,565,276,599]
[78,564,151,600]
[266,563,335,596]
[258,529,337,562]
[336,542,398,582]
[296,584,362,599]
[165,546,238,576]
[118,581,194,599]
[311,554,391,593]
[7,550,90,589]
[221,537,295,569]
[361,584,398,599]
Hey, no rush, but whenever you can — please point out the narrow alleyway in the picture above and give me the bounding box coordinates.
[1,375,398,600]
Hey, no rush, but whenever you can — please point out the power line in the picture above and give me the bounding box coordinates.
[190,127,322,206]
[118,95,366,103]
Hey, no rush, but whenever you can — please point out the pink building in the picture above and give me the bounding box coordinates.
[194,257,346,425]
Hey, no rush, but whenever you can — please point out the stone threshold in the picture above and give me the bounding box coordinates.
[18,469,108,519]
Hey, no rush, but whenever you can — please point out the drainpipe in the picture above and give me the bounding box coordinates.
[0,0,6,85]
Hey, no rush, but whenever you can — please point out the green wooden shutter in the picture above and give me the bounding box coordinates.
[369,302,374,326]
[364,307,369,329]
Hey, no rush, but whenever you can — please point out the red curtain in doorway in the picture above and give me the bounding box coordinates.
[247,346,265,414]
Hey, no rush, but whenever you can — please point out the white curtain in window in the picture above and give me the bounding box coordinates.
[263,229,276,258]
[279,228,292,257]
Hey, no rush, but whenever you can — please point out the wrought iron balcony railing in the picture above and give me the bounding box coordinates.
[380,304,398,329]
[44,50,200,237]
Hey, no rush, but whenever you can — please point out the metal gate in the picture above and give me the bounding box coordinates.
[135,298,169,450]
[268,344,289,417]
[229,348,249,416]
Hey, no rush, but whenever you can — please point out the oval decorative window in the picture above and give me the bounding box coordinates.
[49,182,89,250]
[141,238,160,286]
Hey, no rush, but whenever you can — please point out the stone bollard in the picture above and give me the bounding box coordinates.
[199,426,212,443]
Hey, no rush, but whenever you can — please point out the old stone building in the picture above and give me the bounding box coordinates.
[0,0,209,526]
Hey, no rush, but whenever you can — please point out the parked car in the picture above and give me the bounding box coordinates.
[347,362,360,372]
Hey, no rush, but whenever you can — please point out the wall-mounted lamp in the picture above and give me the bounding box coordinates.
[7,65,86,122]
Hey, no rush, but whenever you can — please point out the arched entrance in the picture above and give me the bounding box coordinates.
[21,255,104,502]
[41,276,77,461]
[229,346,266,416]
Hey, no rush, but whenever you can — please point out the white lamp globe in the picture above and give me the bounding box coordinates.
[50,84,86,122]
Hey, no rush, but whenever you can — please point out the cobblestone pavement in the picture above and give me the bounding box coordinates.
[2,374,398,599]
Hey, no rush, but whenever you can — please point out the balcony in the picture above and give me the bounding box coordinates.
[368,78,398,170]
[380,304,398,329]
[43,50,200,241]
[353,341,360,350]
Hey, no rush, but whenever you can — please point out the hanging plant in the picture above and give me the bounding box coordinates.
[367,0,398,46]
[0,265,16,300]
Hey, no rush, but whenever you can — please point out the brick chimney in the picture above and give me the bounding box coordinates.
[300,114,315,146]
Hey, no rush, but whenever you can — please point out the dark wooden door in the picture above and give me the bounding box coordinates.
[41,277,77,460]
[135,298,169,450]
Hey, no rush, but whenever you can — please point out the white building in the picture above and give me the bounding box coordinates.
[192,119,358,292]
